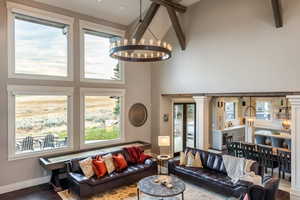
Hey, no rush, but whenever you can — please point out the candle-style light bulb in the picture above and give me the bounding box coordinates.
[150,39,153,45]
[141,38,145,45]
[132,38,136,45]
[124,39,128,45]
[163,42,167,48]
[157,40,161,46]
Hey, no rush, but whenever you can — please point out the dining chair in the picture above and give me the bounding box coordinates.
[257,145,279,176]
[277,149,291,180]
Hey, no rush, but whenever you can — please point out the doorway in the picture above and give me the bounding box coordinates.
[173,103,196,156]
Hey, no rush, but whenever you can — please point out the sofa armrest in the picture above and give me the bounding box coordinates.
[144,158,157,166]
[168,157,180,170]
[68,172,89,184]
[245,185,266,200]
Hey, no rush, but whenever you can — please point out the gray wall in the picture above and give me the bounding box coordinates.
[154,0,300,94]
[151,0,300,151]
[0,0,151,186]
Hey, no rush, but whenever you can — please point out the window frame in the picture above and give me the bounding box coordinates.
[7,85,74,161]
[224,101,237,121]
[80,88,125,149]
[7,2,74,81]
[256,100,273,121]
[79,20,125,84]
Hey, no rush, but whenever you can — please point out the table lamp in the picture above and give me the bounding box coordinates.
[158,136,170,157]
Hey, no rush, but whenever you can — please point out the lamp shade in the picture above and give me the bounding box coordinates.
[158,136,170,147]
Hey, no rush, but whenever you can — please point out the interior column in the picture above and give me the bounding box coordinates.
[193,96,210,150]
[287,95,300,200]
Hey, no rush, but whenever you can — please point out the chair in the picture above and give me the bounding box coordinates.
[40,134,55,149]
[20,136,34,151]
[257,145,279,176]
[277,149,291,180]
[241,143,257,161]
[227,141,242,157]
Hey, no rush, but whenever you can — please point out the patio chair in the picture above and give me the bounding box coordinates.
[40,134,55,149]
[20,136,34,151]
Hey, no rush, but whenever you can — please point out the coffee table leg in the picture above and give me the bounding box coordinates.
[182,192,184,200]
[137,188,140,200]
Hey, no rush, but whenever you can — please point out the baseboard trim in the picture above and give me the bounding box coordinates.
[0,176,50,195]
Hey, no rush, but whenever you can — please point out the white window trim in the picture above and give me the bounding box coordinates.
[7,85,74,161]
[79,20,125,84]
[7,2,74,81]
[80,88,125,149]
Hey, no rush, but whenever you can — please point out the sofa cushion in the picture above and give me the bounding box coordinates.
[86,164,151,186]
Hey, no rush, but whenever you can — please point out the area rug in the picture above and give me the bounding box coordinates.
[58,182,235,200]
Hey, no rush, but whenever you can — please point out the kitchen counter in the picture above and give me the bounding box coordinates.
[255,130,291,140]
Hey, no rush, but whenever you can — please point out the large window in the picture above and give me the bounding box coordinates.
[256,101,272,120]
[225,102,236,121]
[7,2,74,80]
[8,86,74,160]
[80,20,125,83]
[80,88,125,148]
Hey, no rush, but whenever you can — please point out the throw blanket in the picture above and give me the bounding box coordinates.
[123,146,152,164]
[222,155,262,185]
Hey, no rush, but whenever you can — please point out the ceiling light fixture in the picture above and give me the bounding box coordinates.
[109,0,172,62]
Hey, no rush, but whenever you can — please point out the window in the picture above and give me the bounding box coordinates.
[8,86,74,160]
[256,101,272,120]
[7,2,74,80]
[80,88,125,148]
[80,20,125,83]
[225,102,236,121]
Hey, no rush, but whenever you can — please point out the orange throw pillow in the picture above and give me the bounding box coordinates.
[113,153,128,171]
[92,157,107,178]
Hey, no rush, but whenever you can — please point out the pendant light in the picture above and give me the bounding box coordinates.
[244,97,256,127]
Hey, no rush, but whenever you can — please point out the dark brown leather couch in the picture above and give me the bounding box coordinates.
[67,149,157,197]
[168,147,265,198]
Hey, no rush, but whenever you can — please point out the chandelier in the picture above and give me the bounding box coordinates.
[244,97,256,127]
[109,0,172,62]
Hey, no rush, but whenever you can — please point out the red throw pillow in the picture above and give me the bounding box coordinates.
[113,153,128,171]
[92,157,107,178]
[139,152,152,163]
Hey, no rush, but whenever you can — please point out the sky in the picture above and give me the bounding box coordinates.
[15,18,119,79]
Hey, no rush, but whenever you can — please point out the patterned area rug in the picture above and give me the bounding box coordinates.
[58,182,235,200]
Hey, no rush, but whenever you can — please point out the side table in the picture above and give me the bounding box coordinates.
[157,155,172,175]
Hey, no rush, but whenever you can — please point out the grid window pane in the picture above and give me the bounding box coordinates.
[84,32,121,80]
[84,96,121,144]
[15,17,68,77]
[256,101,272,120]
[15,95,68,154]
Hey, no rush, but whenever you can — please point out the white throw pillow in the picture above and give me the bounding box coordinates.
[186,151,195,167]
[103,153,115,174]
[193,152,203,168]
[79,157,94,178]
[179,151,187,166]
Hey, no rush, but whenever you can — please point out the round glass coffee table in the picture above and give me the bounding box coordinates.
[137,175,185,200]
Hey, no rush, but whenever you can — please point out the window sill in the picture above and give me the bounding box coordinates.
[80,78,125,84]
[8,146,74,161]
[80,138,125,150]
[8,73,73,81]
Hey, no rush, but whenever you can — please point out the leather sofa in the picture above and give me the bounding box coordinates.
[168,147,266,198]
[67,149,157,197]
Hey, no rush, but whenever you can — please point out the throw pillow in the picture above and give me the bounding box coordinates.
[179,151,187,166]
[92,157,107,178]
[113,153,128,171]
[186,151,195,167]
[193,152,203,168]
[79,157,94,178]
[103,153,115,174]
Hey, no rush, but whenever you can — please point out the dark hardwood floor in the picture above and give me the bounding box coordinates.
[0,184,61,200]
[0,183,290,200]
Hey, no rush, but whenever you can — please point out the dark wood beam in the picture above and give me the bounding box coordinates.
[150,0,187,13]
[167,7,186,50]
[271,0,283,28]
[132,3,160,43]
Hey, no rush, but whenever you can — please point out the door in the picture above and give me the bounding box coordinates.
[173,103,196,156]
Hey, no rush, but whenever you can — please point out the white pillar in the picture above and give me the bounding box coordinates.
[287,96,300,200]
[245,122,254,143]
[193,96,210,150]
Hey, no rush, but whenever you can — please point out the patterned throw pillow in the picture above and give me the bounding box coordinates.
[79,157,94,178]
[179,151,187,166]
[103,153,116,174]
[113,153,128,171]
[186,151,195,167]
[92,157,107,178]
[193,152,203,168]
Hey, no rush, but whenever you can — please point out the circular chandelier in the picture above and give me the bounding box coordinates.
[109,0,172,62]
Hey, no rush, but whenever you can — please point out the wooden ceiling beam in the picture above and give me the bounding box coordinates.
[132,3,160,43]
[167,8,186,50]
[271,0,283,28]
[150,0,187,13]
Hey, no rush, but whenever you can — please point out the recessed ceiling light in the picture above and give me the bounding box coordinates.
[97,0,103,3]
[119,6,125,10]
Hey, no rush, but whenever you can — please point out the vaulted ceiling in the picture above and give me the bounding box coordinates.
[33,0,200,26]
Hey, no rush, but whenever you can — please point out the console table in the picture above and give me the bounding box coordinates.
[39,141,151,191]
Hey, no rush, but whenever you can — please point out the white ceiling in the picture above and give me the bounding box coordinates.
[34,0,200,26]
